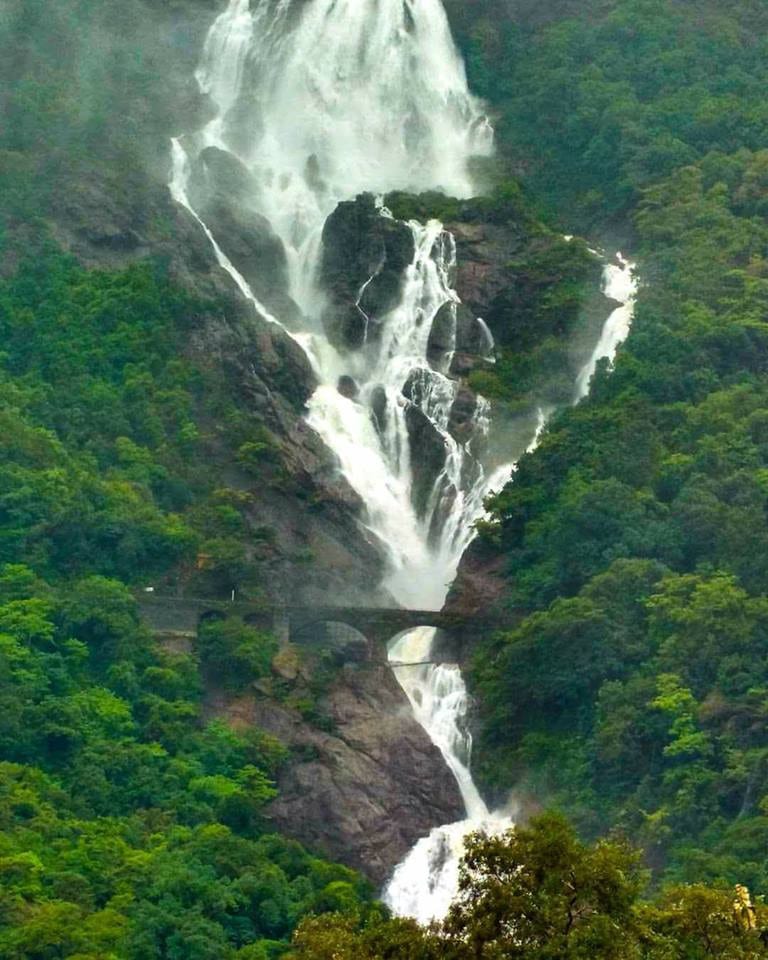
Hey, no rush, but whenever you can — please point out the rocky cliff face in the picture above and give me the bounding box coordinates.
[206,657,464,886]
[0,9,393,608]
[24,162,388,607]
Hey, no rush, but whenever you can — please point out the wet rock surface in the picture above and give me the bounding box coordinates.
[337,375,360,400]
[320,193,415,350]
[189,147,303,324]
[404,402,449,519]
[207,664,465,886]
[19,144,391,608]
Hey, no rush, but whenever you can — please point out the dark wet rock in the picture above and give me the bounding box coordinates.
[404,403,449,519]
[304,153,326,193]
[445,217,603,358]
[448,384,480,445]
[189,145,256,206]
[370,385,389,437]
[320,193,415,351]
[444,539,511,620]
[209,664,464,885]
[449,351,479,377]
[427,301,456,368]
[337,375,360,400]
[456,303,492,355]
[327,303,370,351]
[189,146,303,325]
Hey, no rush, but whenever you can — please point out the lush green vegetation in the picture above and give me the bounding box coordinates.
[450,0,768,901]
[386,186,602,412]
[0,566,373,959]
[0,240,375,956]
[288,815,768,958]
[0,5,377,950]
[0,238,283,597]
[452,0,768,228]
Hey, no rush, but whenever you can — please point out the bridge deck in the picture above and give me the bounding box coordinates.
[135,594,519,659]
[136,593,513,624]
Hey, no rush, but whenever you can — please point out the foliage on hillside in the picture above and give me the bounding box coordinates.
[1,0,203,174]
[0,238,373,956]
[0,6,378,954]
[0,565,372,959]
[452,0,768,227]
[0,237,288,598]
[288,815,768,959]
[4,0,768,954]
[458,0,768,896]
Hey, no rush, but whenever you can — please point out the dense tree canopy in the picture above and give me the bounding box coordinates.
[4,0,768,955]
[453,0,768,902]
[288,816,768,959]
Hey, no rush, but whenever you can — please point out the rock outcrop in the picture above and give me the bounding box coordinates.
[7,135,393,613]
[189,146,304,326]
[320,193,415,350]
[207,663,465,886]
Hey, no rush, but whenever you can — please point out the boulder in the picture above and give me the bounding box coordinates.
[404,403,449,519]
[337,375,360,400]
[320,193,415,351]
[448,384,480,445]
[249,664,465,885]
[369,385,389,438]
[427,301,456,369]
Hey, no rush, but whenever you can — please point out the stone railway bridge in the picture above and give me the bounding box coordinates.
[137,594,520,665]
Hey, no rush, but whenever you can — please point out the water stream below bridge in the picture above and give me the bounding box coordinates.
[170,0,637,923]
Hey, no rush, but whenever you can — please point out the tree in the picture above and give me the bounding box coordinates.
[443,813,646,959]
[197,616,277,689]
[642,884,768,959]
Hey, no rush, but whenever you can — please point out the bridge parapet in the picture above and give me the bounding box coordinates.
[135,594,521,664]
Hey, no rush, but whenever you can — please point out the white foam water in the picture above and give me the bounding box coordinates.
[383,270,638,921]
[575,255,637,401]
[173,0,503,609]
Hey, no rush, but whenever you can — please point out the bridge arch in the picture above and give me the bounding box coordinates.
[198,608,227,627]
[386,625,456,667]
[135,594,520,668]
[290,618,371,664]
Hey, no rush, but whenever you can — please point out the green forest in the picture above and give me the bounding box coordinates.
[0,251,376,956]
[3,0,768,956]
[454,0,768,917]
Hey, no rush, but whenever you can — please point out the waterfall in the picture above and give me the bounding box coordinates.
[173,0,500,609]
[384,627,507,923]
[575,255,637,401]
[383,269,637,920]
[170,0,638,926]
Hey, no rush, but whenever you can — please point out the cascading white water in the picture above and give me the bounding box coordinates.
[575,255,637,401]
[171,0,639,927]
[383,269,638,920]
[174,0,500,609]
[376,260,639,923]
[194,0,492,313]
[383,417,550,922]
